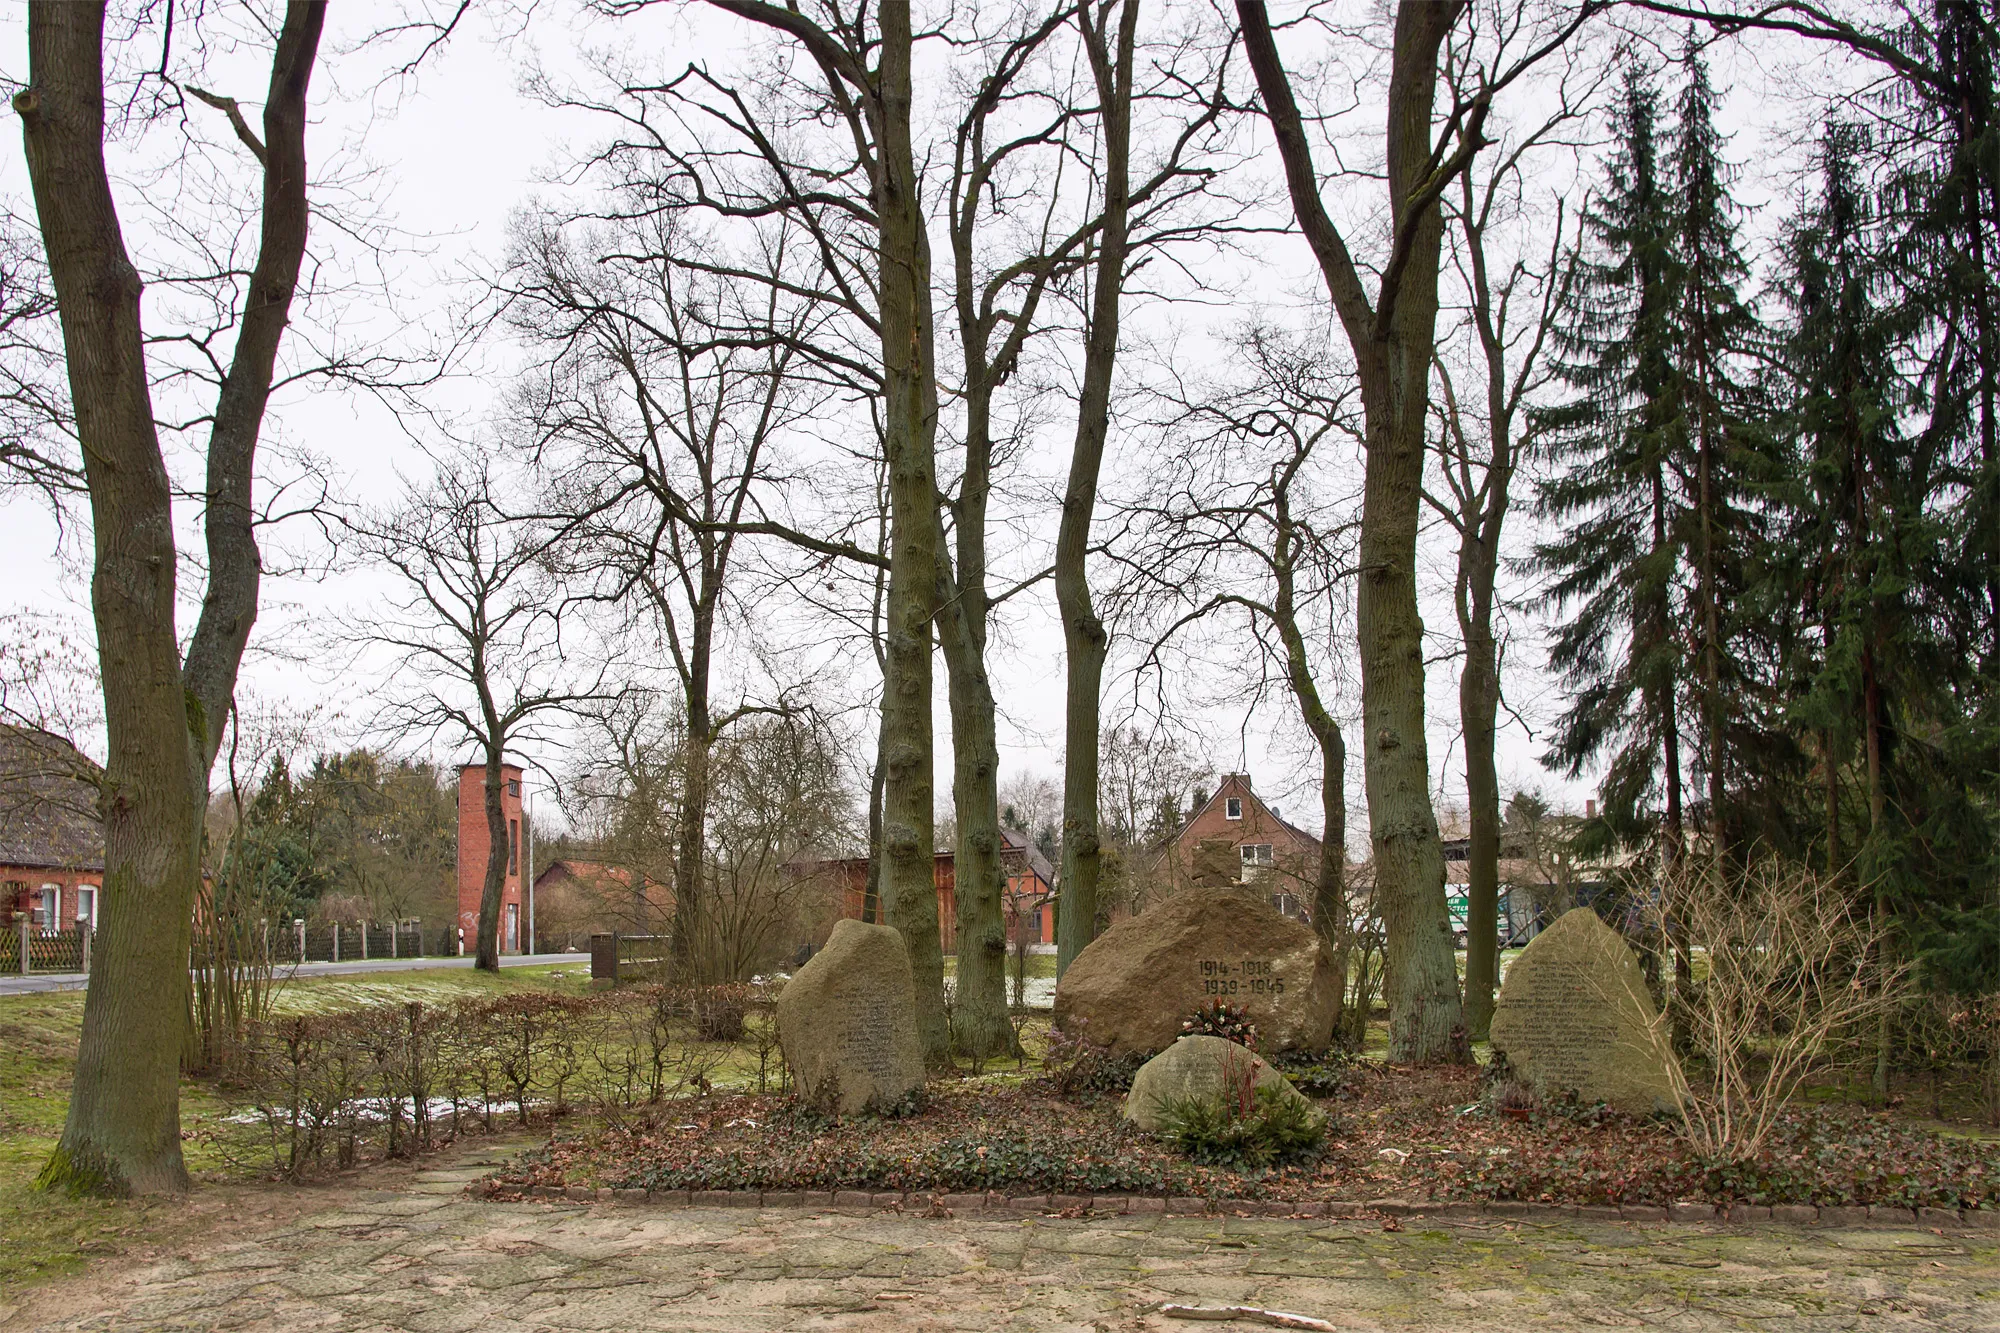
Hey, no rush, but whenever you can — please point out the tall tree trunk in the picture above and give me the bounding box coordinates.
[1241,0,1468,1061]
[475,746,511,971]
[1460,574,1501,1039]
[1697,394,1727,858]
[1864,637,1892,1100]
[22,0,324,1196]
[1055,0,1137,978]
[20,3,201,1195]
[672,605,715,979]
[871,5,950,1066]
[863,714,885,925]
[937,458,1011,1052]
[940,606,1011,1057]
[673,711,711,978]
[1274,562,1349,1043]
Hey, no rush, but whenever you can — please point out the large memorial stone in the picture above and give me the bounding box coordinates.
[1123,1034,1318,1132]
[1488,906,1681,1115]
[1053,885,1337,1055]
[777,918,925,1115]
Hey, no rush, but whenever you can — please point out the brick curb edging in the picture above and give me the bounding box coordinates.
[475,1184,1997,1231]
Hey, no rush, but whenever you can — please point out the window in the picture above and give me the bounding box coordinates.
[33,884,59,931]
[509,819,520,874]
[74,886,96,930]
[1239,843,1274,866]
[507,778,520,797]
[1225,797,1242,820]
[1271,892,1301,917]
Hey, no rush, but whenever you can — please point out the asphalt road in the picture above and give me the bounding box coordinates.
[0,952,584,997]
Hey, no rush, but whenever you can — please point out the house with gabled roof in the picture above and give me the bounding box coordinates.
[1143,772,1322,919]
[795,822,1059,954]
[0,726,106,933]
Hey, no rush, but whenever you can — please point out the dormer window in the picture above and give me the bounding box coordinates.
[1225,797,1242,819]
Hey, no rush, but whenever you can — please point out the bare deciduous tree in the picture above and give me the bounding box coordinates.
[1428,80,1579,1038]
[1128,324,1363,1042]
[356,451,607,971]
[503,206,828,981]
[1239,0,1596,1062]
[17,0,327,1195]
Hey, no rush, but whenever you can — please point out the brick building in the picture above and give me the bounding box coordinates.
[0,727,104,932]
[457,760,526,954]
[1147,772,1322,917]
[530,858,673,950]
[800,825,1057,953]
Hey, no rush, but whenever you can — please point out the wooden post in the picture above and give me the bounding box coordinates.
[297,919,306,962]
[391,920,399,959]
[18,916,29,976]
[80,922,91,974]
[331,921,339,963]
[361,921,369,960]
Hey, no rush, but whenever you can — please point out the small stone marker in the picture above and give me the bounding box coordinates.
[1488,906,1681,1115]
[776,918,925,1115]
[1124,1034,1317,1132]
[1053,885,1338,1055]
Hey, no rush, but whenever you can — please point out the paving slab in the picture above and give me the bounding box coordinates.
[9,1178,2000,1331]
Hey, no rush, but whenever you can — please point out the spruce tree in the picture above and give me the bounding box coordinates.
[1664,37,1777,856]
[1533,65,1689,854]
[1772,123,1913,883]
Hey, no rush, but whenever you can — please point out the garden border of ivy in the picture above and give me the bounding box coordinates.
[476,1182,1998,1230]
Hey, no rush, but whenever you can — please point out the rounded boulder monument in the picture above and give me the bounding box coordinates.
[1052,885,1338,1055]
[776,918,925,1115]
[1124,1034,1318,1132]
[1488,906,1682,1115]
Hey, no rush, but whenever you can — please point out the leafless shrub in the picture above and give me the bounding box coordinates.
[234,983,770,1179]
[1641,862,1911,1161]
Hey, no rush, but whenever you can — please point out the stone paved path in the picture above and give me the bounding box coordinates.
[9,1145,1999,1331]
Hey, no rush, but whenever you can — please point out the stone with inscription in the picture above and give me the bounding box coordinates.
[776,918,925,1115]
[1123,1034,1319,1132]
[1488,906,1682,1115]
[1052,885,1338,1055]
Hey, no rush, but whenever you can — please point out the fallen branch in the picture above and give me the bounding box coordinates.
[1160,1304,1337,1330]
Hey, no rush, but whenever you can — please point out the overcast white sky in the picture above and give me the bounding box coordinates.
[0,2,1860,850]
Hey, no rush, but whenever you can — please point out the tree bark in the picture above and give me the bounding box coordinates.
[22,0,324,1196]
[1055,0,1137,979]
[182,3,325,767]
[940,600,1011,1056]
[671,600,715,980]
[871,4,950,1066]
[1460,573,1501,1038]
[475,746,511,971]
[1273,550,1349,1043]
[1241,0,1468,1062]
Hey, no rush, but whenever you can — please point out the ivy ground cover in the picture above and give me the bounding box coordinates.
[486,1063,2000,1211]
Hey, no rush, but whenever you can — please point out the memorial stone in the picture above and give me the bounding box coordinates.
[776,918,925,1115]
[1053,885,1338,1055]
[1124,1034,1318,1132]
[1487,906,1681,1115]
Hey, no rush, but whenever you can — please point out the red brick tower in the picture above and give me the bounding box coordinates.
[457,760,525,954]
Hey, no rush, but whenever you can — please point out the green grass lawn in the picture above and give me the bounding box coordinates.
[940,951,1058,981]
[0,963,599,1292]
